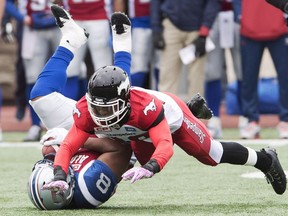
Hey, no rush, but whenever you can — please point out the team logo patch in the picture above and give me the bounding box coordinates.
[117,77,130,95]
[143,99,156,115]
[124,127,136,132]
[73,107,81,118]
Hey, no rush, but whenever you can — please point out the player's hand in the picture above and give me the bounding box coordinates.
[40,128,68,146]
[153,31,165,50]
[42,180,69,192]
[192,36,206,57]
[122,167,154,183]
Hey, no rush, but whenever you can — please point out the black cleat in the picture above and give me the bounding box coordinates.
[111,12,131,34]
[51,5,70,28]
[186,93,213,120]
[110,12,131,53]
[261,148,286,195]
[50,4,89,49]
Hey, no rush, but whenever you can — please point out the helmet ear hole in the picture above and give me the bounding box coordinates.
[27,159,75,210]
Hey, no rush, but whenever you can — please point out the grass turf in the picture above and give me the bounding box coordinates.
[0,129,288,216]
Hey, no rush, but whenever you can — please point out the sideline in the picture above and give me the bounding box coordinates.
[241,171,288,179]
[0,142,41,148]
[1,139,288,148]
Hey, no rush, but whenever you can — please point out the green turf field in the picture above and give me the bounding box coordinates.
[1,129,288,216]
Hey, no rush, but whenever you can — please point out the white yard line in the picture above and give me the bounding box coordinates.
[0,142,41,148]
[219,139,288,146]
[1,139,288,148]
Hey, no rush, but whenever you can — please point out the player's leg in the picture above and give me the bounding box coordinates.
[110,12,132,76]
[172,93,286,195]
[29,5,89,130]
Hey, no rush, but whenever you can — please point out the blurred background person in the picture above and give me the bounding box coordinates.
[114,0,160,90]
[204,0,242,139]
[240,0,288,139]
[0,0,5,27]
[4,0,30,122]
[57,0,113,100]
[2,0,31,142]
[21,0,61,141]
[151,0,220,99]
[0,0,6,142]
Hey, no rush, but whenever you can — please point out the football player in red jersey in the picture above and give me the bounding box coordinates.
[43,6,286,197]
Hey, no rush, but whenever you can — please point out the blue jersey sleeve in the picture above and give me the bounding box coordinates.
[5,0,24,22]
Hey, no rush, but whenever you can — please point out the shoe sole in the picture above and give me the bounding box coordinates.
[111,12,131,34]
[51,5,70,28]
[264,148,287,194]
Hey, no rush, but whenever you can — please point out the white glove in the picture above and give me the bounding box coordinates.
[42,180,69,192]
[122,167,154,184]
[40,128,68,146]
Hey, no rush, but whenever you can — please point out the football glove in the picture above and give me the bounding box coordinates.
[1,22,14,43]
[192,36,206,57]
[153,31,165,50]
[42,180,69,192]
[40,128,68,146]
[186,93,213,120]
[122,167,154,183]
[42,166,68,191]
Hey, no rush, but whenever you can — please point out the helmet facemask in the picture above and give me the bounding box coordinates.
[86,93,130,127]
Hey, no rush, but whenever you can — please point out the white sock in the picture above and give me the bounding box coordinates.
[59,37,77,54]
[112,24,131,53]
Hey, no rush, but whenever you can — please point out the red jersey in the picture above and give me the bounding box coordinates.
[70,148,100,172]
[67,0,111,20]
[221,0,232,11]
[128,0,150,18]
[241,0,288,40]
[54,87,184,173]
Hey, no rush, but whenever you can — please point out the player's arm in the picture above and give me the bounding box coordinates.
[122,118,174,183]
[266,0,288,12]
[54,123,90,174]
[147,118,174,171]
[91,138,132,182]
[42,123,90,192]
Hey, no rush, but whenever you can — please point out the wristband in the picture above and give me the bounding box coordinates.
[53,166,67,181]
[142,159,160,174]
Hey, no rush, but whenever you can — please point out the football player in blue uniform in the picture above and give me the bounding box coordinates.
[27,5,133,209]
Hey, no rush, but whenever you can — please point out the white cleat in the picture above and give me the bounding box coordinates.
[51,4,89,53]
[110,12,131,53]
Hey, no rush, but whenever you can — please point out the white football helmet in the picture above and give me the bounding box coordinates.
[27,156,75,210]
